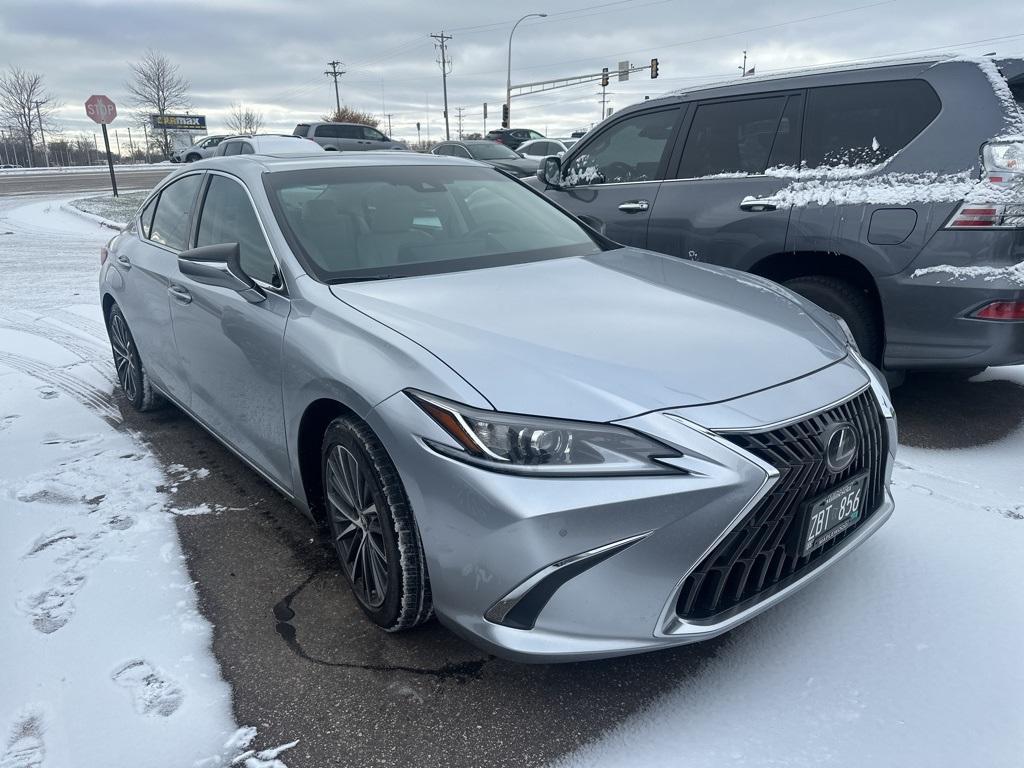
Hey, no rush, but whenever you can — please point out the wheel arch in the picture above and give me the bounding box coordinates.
[101,292,116,327]
[749,251,884,319]
[296,397,361,525]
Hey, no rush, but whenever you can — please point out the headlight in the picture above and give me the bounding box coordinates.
[407,390,682,476]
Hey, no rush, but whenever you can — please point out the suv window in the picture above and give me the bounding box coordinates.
[337,125,363,139]
[678,96,788,178]
[434,144,452,156]
[149,174,202,250]
[293,124,310,137]
[564,108,678,185]
[529,130,544,139]
[363,126,387,141]
[803,80,940,168]
[222,141,244,156]
[314,124,342,138]
[196,175,278,286]
[239,142,255,155]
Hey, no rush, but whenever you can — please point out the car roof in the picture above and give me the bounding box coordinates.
[195,151,484,175]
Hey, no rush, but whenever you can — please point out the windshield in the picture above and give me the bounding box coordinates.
[265,165,604,282]
[467,143,520,160]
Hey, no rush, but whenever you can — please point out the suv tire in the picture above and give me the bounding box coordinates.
[321,415,433,631]
[784,275,883,366]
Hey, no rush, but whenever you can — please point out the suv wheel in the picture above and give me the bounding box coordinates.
[107,304,161,411]
[784,275,883,366]
[185,153,201,162]
[321,415,432,631]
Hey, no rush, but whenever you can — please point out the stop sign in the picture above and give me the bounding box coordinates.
[85,94,117,124]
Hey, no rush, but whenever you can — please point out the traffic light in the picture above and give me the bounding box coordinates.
[601,67,609,87]
[650,58,659,79]
[501,103,509,128]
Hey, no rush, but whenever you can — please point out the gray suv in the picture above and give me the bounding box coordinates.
[534,56,1024,374]
[294,122,406,151]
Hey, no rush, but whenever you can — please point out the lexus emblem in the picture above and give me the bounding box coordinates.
[824,423,858,473]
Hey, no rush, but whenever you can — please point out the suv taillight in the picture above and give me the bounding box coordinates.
[972,300,1024,320]
[945,141,1024,229]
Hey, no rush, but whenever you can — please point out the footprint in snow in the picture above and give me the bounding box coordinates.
[0,709,45,768]
[24,528,78,558]
[20,571,87,634]
[36,386,58,400]
[0,414,19,431]
[112,660,184,717]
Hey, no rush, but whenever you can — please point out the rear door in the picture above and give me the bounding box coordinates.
[542,106,682,247]
[114,173,204,403]
[646,93,801,270]
[167,172,292,485]
[361,125,393,149]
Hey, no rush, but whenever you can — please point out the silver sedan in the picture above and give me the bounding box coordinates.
[99,151,896,662]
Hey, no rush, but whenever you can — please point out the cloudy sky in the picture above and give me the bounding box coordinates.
[3,0,1024,143]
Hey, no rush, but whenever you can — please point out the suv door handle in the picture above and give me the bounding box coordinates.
[115,253,132,269]
[740,195,782,212]
[617,200,650,213]
[168,284,192,305]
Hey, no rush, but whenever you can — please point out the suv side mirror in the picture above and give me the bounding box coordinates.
[538,155,562,188]
[178,243,265,303]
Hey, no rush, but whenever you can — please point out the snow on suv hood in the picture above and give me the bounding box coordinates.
[331,248,846,422]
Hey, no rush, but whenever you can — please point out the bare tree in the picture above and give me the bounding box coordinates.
[322,106,380,129]
[225,102,264,135]
[0,67,58,167]
[125,49,191,158]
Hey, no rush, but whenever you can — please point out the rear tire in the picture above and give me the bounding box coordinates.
[106,304,161,412]
[784,275,883,366]
[185,153,201,163]
[321,415,432,631]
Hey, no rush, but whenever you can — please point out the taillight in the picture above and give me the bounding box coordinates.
[972,300,1024,320]
[948,141,1024,228]
[100,245,109,265]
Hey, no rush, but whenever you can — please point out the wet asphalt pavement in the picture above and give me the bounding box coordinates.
[0,167,171,196]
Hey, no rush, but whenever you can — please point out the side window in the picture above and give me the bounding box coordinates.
[453,145,472,159]
[564,108,678,186]
[293,124,310,137]
[222,141,243,156]
[138,196,158,239]
[677,97,787,178]
[149,175,202,251]
[767,96,802,169]
[196,176,278,287]
[363,127,387,141]
[239,142,255,155]
[529,130,544,139]
[337,125,363,139]
[314,124,341,138]
[803,80,940,168]
[434,145,451,156]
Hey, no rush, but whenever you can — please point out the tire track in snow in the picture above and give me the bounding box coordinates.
[0,312,115,380]
[0,351,120,422]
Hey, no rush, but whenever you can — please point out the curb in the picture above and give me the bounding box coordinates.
[60,201,126,231]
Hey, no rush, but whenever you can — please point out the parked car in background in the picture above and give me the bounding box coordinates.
[517,138,572,159]
[485,128,544,150]
[214,135,324,156]
[173,135,228,163]
[431,140,539,177]
[293,122,407,151]
[0,163,22,169]
[100,151,895,661]
[533,55,1024,376]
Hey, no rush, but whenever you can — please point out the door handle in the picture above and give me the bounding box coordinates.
[115,253,132,270]
[740,195,782,212]
[167,284,192,305]
[617,200,650,213]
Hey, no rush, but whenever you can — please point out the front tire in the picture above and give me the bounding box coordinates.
[185,153,201,163]
[107,304,160,411]
[321,416,432,631]
[784,275,883,366]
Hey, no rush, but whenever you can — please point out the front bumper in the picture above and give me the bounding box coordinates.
[368,356,896,662]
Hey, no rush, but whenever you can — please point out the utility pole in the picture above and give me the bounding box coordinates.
[325,60,345,116]
[127,126,133,163]
[33,100,49,167]
[430,31,452,140]
[142,124,151,163]
[483,103,487,135]
[115,129,121,159]
[384,113,394,137]
[455,107,465,140]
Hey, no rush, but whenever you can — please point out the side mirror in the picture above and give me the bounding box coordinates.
[177,243,265,303]
[538,155,562,188]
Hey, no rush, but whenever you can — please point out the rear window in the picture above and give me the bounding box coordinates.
[678,96,789,178]
[802,80,940,168]
[293,124,310,137]
[264,165,602,283]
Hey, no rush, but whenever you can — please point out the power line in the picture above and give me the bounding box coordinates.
[324,60,345,115]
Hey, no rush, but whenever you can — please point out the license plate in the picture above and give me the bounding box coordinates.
[799,472,868,557]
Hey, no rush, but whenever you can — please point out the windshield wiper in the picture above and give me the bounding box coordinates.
[330,274,397,284]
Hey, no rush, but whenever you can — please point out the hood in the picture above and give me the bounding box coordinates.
[486,157,539,177]
[331,248,847,422]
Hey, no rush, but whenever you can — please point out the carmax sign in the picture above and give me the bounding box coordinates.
[150,114,207,131]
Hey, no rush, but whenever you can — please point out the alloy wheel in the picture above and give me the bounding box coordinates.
[109,312,140,402]
[325,444,390,609]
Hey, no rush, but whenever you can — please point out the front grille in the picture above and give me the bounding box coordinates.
[676,389,888,621]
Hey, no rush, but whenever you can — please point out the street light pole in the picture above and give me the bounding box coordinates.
[505,12,546,128]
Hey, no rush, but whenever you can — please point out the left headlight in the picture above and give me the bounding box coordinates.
[407,390,682,476]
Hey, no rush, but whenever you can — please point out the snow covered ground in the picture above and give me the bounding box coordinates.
[0,197,295,767]
[563,371,1024,767]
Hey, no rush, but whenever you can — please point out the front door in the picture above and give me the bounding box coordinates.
[542,106,682,247]
[168,172,292,486]
[646,93,802,271]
